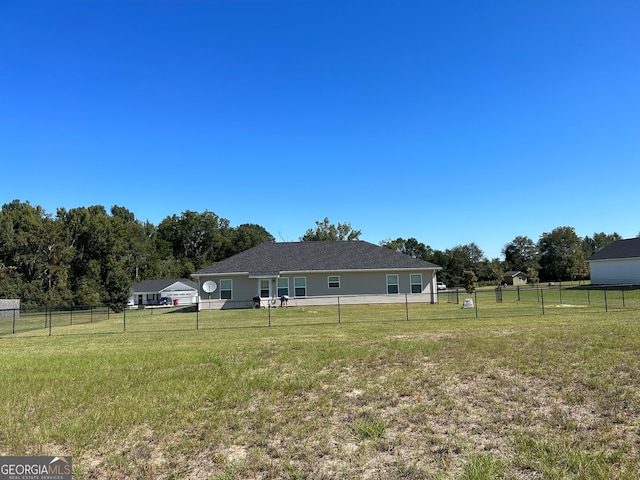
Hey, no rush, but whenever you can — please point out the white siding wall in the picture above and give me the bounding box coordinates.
[589,258,640,284]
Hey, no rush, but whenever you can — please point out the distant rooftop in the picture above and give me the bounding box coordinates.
[586,237,640,261]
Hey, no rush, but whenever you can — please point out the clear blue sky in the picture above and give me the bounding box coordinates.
[2,0,639,259]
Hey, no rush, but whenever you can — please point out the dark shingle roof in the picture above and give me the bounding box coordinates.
[131,278,198,292]
[587,237,640,261]
[504,271,525,277]
[192,241,441,276]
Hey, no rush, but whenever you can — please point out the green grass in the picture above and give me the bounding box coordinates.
[1,303,640,478]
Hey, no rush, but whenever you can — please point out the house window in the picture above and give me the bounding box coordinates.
[220,279,232,299]
[277,277,289,297]
[259,279,270,297]
[387,274,399,294]
[328,276,340,288]
[294,277,307,297]
[410,274,422,294]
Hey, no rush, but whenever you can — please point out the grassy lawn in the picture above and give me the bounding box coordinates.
[1,303,639,479]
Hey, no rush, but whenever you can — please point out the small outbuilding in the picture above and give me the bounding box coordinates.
[586,237,640,285]
[503,271,527,286]
[0,299,20,319]
[129,279,198,306]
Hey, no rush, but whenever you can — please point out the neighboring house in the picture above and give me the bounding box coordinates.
[129,279,199,306]
[586,237,640,285]
[504,271,527,286]
[191,241,443,310]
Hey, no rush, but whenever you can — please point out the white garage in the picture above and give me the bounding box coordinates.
[586,237,640,285]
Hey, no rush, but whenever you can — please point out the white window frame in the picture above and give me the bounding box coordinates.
[410,273,422,294]
[386,274,399,294]
[328,275,341,289]
[259,279,271,298]
[220,279,232,300]
[277,277,289,297]
[294,277,307,297]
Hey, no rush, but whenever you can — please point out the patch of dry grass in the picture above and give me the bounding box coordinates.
[1,308,639,479]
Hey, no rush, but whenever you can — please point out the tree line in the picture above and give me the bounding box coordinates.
[0,200,274,309]
[381,228,625,290]
[0,201,628,307]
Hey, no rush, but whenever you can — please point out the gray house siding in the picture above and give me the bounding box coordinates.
[196,269,437,310]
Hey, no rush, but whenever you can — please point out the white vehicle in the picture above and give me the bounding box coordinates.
[437,282,447,290]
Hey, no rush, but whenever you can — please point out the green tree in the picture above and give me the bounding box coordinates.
[526,266,540,286]
[228,224,275,255]
[301,217,362,241]
[0,200,71,306]
[444,243,486,286]
[380,237,432,259]
[461,269,478,293]
[157,210,233,270]
[478,258,505,286]
[104,261,131,311]
[582,232,622,258]
[538,226,582,281]
[503,236,539,272]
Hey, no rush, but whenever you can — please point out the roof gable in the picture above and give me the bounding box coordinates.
[587,237,640,262]
[193,241,441,276]
[504,271,526,277]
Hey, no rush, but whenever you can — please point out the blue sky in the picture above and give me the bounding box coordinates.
[2,0,639,259]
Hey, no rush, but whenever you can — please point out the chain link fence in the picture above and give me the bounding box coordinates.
[2,284,639,337]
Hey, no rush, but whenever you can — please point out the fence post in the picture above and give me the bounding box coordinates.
[268,303,271,327]
[405,294,409,321]
[12,309,16,334]
[559,284,563,305]
[338,297,341,324]
[123,307,126,333]
[604,288,608,312]
[517,286,521,301]
[541,288,545,315]
[587,289,590,305]
[70,305,73,326]
[474,291,478,319]
[49,309,52,336]
[622,286,625,308]
[196,301,199,330]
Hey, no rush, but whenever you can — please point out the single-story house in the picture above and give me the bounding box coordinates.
[191,241,443,310]
[129,279,199,306]
[504,271,527,286]
[586,237,640,285]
